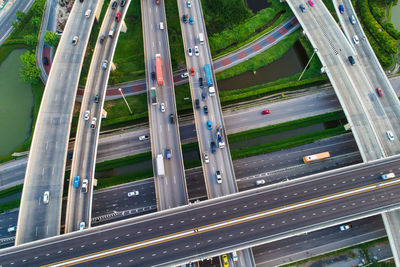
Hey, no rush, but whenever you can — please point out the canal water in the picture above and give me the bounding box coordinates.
[391,2,400,31]
[217,41,308,91]
[0,49,33,156]
[245,0,271,13]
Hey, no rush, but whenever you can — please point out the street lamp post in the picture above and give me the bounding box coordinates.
[118,88,133,114]
[298,48,318,81]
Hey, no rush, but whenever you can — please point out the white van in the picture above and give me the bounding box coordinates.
[198,33,204,44]
[108,29,115,38]
[381,172,395,180]
[159,22,164,30]
[85,9,91,18]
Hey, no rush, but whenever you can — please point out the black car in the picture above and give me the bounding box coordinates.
[111,1,117,9]
[94,94,99,103]
[182,14,188,23]
[195,99,200,109]
[79,0,84,2]
[199,77,203,88]
[151,71,156,80]
[120,0,126,6]
[43,57,49,66]
[169,114,174,124]
[211,141,216,153]
[201,92,206,101]
[203,105,208,114]
[348,56,355,65]
[99,34,105,44]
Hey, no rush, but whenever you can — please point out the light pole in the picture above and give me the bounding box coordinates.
[298,48,318,81]
[118,88,133,114]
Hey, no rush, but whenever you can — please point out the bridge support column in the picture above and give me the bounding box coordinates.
[121,20,127,33]
[382,211,400,265]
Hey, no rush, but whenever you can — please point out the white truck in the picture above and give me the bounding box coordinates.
[156,154,165,177]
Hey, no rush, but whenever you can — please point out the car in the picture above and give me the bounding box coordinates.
[348,56,355,65]
[43,57,49,65]
[43,191,49,204]
[216,171,222,184]
[72,36,79,45]
[195,99,200,109]
[376,87,383,97]
[180,72,189,79]
[182,14,188,23]
[120,0,126,7]
[7,226,17,233]
[73,176,80,188]
[139,135,149,141]
[115,12,121,22]
[190,67,195,76]
[194,46,199,56]
[102,59,108,69]
[308,0,314,7]
[159,22,164,30]
[79,222,85,230]
[211,141,216,153]
[387,130,395,141]
[187,1,191,8]
[81,179,88,193]
[221,254,229,266]
[165,148,172,159]
[203,153,209,163]
[339,4,344,13]
[84,110,90,120]
[261,109,271,115]
[201,92,206,101]
[111,1,117,9]
[79,0,84,2]
[350,15,356,24]
[94,94,99,103]
[189,17,193,24]
[128,191,139,197]
[169,113,174,124]
[381,172,395,180]
[353,35,359,44]
[339,224,352,231]
[299,3,306,12]
[207,120,212,130]
[188,48,193,56]
[203,105,208,114]
[90,117,97,129]
[151,71,156,80]
[256,179,265,185]
[99,34,105,44]
[199,77,203,88]
[85,9,91,18]
[160,103,166,112]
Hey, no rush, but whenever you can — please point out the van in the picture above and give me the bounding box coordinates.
[199,33,204,44]
[381,172,395,180]
[348,56,355,65]
[232,251,238,261]
[108,29,115,38]
[159,22,164,30]
[85,9,91,18]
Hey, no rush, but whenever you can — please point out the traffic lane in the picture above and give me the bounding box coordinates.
[253,215,384,266]
[0,211,18,237]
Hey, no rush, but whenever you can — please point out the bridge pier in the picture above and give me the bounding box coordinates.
[382,211,400,265]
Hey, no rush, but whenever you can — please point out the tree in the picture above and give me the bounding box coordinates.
[11,20,19,29]
[16,11,26,22]
[23,34,37,47]
[20,51,41,84]
[30,17,41,32]
[44,31,60,48]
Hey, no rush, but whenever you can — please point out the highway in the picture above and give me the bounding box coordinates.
[15,0,100,245]
[141,0,187,210]
[65,1,131,232]
[2,154,400,266]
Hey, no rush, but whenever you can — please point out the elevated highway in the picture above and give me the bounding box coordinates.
[3,154,400,266]
[15,0,101,245]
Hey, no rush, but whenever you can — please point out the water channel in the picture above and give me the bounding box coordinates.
[245,0,271,13]
[0,49,33,156]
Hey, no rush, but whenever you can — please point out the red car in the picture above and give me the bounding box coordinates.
[376,87,383,97]
[190,67,195,76]
[308,0,314,6]
[261,109,271,115]
[115,12,121,22]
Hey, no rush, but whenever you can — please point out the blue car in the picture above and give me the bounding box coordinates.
[339,4,344,14]
[189,17,193,25]
[207,120,212,130]
[73,176,80,188]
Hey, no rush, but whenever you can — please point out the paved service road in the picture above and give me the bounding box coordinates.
[15,0,100,245]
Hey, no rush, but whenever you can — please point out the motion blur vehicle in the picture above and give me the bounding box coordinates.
[261,109,271,115]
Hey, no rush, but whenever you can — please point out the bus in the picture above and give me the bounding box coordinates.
[155,54,163,86]
[204,64,215,96]
[303,152,330,163]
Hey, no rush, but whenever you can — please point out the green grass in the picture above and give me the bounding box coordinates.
[0,200,20,213]
[0,185,23,198]
[96,169,153,189]
[95,151,151,171]
[165,0,185,70]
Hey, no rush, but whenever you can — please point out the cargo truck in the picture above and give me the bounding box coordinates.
[156,154,165,177]
[150,87,157,105]
[204,64,215,96]
[303,152,330,163]
[155,54,163,86]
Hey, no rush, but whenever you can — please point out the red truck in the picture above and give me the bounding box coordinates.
[155,54,163,86]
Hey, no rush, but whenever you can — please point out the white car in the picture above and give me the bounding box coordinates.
[339,224,352,231]
[216,171,222,184]
[81,179,88,193]
[84,110,90,120]
[139,135,149,141]
[43,191,50,204]
[79,222,85,230]
[203,152,209,163]
[160,103,166,112]
[102,60,108,69]
[7,226,17,233]
[180,72,189,79]
[188,48,193,56]
[128,191,139,197]
[387,130,394,141]
[353,35,359,44]
[194,46,199,56]
[72,36,79,45]
[187,1,191,8]
[256,179,265,185]
[91,117,97,129]
[85,9,91,18]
